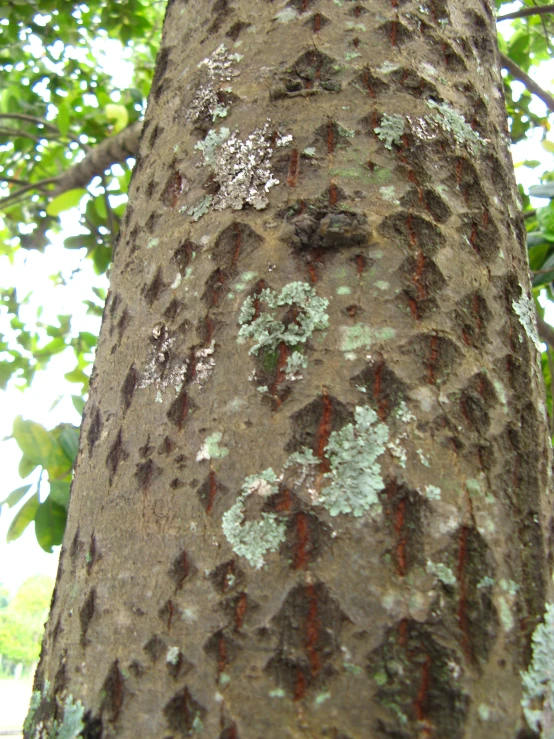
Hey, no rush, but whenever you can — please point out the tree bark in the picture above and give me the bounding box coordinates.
[27,1,554,738]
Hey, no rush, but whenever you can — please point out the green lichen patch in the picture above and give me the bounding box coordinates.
[238,282,329,362]
[374,114,405,150]
[222,469,286,569]
[512,286,542,353]
[521,602,554,736]
[319,406,388,516]
[425,100,486,155]
[340,324,395,352]
[196,431,229,462]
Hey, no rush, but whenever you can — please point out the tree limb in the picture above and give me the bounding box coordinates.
[51,121,142,196]
[497,5,554,21]
[537,311,554,348]
[500,53,554,113]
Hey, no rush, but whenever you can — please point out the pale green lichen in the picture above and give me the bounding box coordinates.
[194,128,230,166]
[269,688,286,698]
[340,324,395,352]
[424,485,441,500]
[521,602,554,737]
[166,646,180,665]
[374,114,405,150]
[478,704,490,721]
[375,280,390,291]
[188,45,241,123]
[498,596,514,632]
[477,575,495,590]
[196,431,229,461]
[425,100,486,155]
[319,406,388,517]
[222,469,286,569]
[182,195,213,222]
[23,691,41,736]
[417,449,430,467]
[379,185,400,204]
[427,559,456,586]
[238,282,329,359]
[285,350,308,379]
[53,696,85,739]
[303,146,317,157]
[147,237,159,249]
[315,692,331,705]
[336,286,352,295]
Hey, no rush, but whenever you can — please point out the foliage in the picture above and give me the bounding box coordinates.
[0,575,54,670]
[3,0,554,551]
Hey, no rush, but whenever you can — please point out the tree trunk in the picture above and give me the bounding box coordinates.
[26,0,554,737]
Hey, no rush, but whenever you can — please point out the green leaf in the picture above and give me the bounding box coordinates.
[1,485,32,509]
[46,189,87,217]
[542,140,554,154]
[105,103,129,133]
[6,492,39,542]
[12,416,54,467]
[53,424,79,466]
[530,183,554,199]
[35,498,66,552]
[537,205,554,241]
[72,395,85,415]
[48,480,71,509]
[18,455,38,479]
[57,100,70,137]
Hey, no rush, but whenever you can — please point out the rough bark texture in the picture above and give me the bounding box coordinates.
[28,0,554,737]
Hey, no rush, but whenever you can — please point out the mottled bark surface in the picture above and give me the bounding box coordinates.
[29,1,554,737]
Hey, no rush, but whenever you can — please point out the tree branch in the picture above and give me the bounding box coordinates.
[51,121,142,196]
[500,53,554,113]
[497,5,554,21]
[0,113,58,132]
[537,312,554,348]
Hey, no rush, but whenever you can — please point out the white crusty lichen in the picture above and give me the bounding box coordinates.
[188,44,242,123]
[521,603,554,737]
[512,287,542,353]
[319,406,389,517]
[238,282,329,358]
[222,469,286,569]
[375,114,405,150]
[195,121,292,211]
[196,431,229,462]
[139,323,188,397]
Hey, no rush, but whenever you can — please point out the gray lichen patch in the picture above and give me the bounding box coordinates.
[238,281,329,361]
[425,100,486,155]
[521,602,554,737]
[188,44,242,123]
[195,121,292,211]
[196,431,229,461]
[318,406,389,516]
[512,286,542,353]
[374,114,405,150]
[222,469,286,569]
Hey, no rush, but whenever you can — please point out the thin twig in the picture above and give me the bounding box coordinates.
[524,209,537,220]
[101,173,115,249]
[0,128,45,144]
[500,53,554,113]
[497,4,554,21]
[0,177,60,207]
[0,113,58,131]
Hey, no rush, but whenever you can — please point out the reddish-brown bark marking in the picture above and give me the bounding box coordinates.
[217,634,227,675]
[329,182,338,206]
[234,592,248,631]
[287,149,299,188]
[414,654,432,735]
[167,599,174,632]
[206,471,218,515]
[315,391,333,472]
[231,223,242,268]
[395,498,407,577]
[363,69,376,98]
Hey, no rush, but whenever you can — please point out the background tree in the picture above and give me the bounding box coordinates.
[17,0,554,737]
[0,575,54,674]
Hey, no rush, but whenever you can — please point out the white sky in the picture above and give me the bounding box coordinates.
[1,24,554,595]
